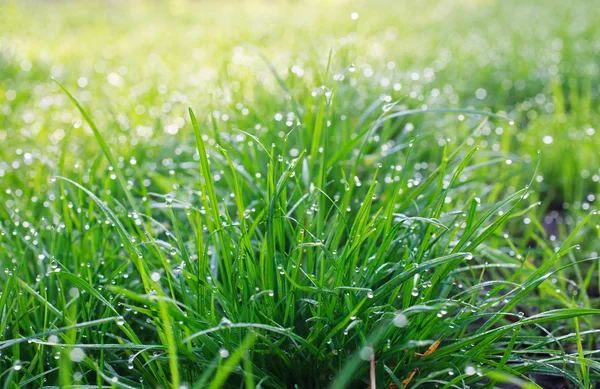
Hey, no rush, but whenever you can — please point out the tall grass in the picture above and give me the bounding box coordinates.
[1,0,600,388]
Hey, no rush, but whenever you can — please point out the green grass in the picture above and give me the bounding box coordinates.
[1,0,600,388]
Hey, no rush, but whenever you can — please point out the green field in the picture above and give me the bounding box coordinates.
[2,0,600,387]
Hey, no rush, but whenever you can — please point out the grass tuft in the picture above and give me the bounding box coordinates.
[1,0,600,388]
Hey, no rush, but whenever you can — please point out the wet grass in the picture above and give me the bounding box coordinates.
[1,0,600,388]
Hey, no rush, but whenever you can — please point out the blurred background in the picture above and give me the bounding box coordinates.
[2,0,600,204]
[0,0,599,243]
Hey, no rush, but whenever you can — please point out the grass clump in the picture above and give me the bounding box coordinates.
[1,0,600,388]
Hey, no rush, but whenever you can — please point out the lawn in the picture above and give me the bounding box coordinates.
[1,0,600,388]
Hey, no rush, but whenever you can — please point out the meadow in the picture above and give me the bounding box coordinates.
[1,0,600,387]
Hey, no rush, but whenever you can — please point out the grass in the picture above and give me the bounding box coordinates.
[1,0,600,388]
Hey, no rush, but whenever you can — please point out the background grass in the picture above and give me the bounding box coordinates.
[1,0,600,388]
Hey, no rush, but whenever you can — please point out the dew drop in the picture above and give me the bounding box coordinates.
[70,348,86,363]
[393,313,408,328]
[359,346,373,361]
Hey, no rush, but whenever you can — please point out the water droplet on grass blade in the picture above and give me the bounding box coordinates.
[359,346,373,360]
[393,313,408,328]
[70,348,85,362]
[220,317,232,327]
